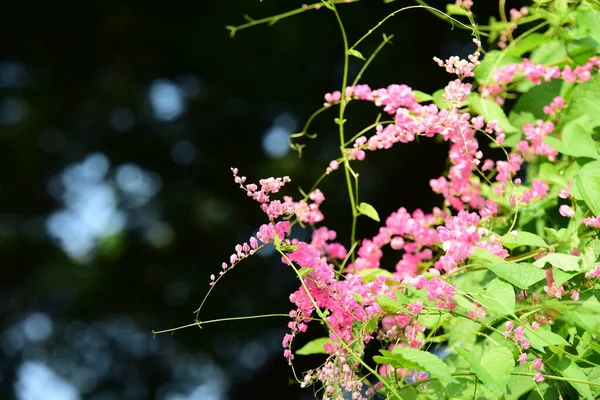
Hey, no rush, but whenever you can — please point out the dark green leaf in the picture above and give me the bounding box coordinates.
[512,79,562,119]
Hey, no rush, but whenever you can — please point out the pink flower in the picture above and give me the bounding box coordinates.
[532,358,544,371]
[559,205,575,218]
[518,353,527,364]
[586,265,600,279]
[533,372,544,382]
[583,215,600,228]
[571,290,580,301]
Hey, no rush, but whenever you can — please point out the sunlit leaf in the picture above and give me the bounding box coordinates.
[484,262,546,290]
[296,337,331,355]
[357,202,380,222]
[374,347,456,383]
[501,231,549,250]
[454,346,514,392]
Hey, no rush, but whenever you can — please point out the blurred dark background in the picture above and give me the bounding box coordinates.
[0,1,516,399]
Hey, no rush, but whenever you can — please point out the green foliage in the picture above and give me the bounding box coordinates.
[296,337,332,355]
[357,202,380,222]
[374,347,456,384]
[484,262,547,289]
[193,1,600,399]
[454,346,514,393]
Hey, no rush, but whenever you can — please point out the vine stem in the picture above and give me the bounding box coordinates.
[225,0,358,38]
[151,314,302,336]
[328,1,359,253]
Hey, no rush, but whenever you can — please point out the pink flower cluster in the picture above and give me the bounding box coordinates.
[510,179,549,206]
[210,220,290,286]
[232,167,295,221]
[309,226,348,261]
[543,96,565,117]
[350,207,444,279]
[436,210,507,272]
[284,242,388,360]
[486,56,600,103]
[583,216,600,228]
[433,39,481,79]
[467,301,486,319]
[516,120,559,161]
[585,265,600,279]
[504,321,531,351]
[283,189,326,225]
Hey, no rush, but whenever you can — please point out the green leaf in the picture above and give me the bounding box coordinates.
[525,326,569,352]
[296,337,331,355]
[454,346,514,392]
[297,267,313,277]
[501,231,549,250]
[484,262,547,290]
[412,90,433,103]
[473,278,516,316]
[534,253,580,272]
[538,162,569,186]
[446,3,468,16]
[507,33,554,57]
[577,10,600,45]
[468,93,518,133]
[356,268,392,282]
[470,247,506,263]
[561,119,600,159]
[562,74,600,125]
[574,161,600,215]
[357,202,380,222]
[561,296,600,335]
[375,347,457,384]
[347,49,365,60]
[474,50,521,84]
[376,295,403,313]
[507,363,537,399]
[567,37,599,65]
[353,293,363,304]
[432,88,451,109]
[508,110,536,130]
[551,267,578,286]
[530,40,568,65]
[364,316,378,332]
[512,79,563,119]
[551,358,595,399]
